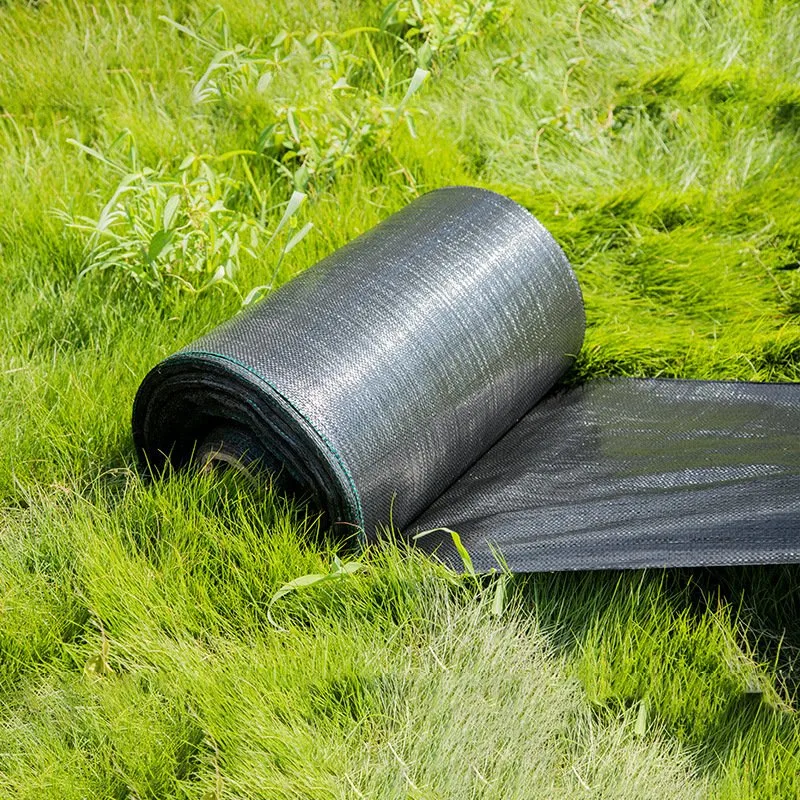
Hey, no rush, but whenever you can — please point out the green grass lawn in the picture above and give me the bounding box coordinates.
[1,0,800,796]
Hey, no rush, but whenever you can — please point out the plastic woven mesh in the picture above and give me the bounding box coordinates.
[133,187,800,572]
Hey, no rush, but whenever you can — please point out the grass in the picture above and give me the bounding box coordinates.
[1,0,799,796]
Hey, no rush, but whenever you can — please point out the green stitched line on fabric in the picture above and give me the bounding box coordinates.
[174,350,366,535]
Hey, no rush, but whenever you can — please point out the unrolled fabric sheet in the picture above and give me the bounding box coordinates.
[133,187,800,572]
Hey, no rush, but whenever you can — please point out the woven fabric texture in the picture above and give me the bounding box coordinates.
[132,187,800,572]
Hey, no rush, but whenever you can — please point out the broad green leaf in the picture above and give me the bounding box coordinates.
[417,40,433,69]
[147,229,174,262]
[270,191,306,242]
[283,222,314,254]
[162,194,181,229]
[256,71,273,93]
[399,68,429,109]
[242,284,269,306]
[286,108,301,143]
[293,163,310,192]
[208,265,226,284]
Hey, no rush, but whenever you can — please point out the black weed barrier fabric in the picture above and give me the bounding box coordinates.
[133,187,800,572]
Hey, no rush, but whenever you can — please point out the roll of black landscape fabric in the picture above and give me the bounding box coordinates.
[133,186,800,572]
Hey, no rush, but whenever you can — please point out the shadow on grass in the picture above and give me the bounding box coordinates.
[699,565,800,698]
[512,563,800,787]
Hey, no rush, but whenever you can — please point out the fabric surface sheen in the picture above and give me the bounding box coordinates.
[133,186,800,572]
